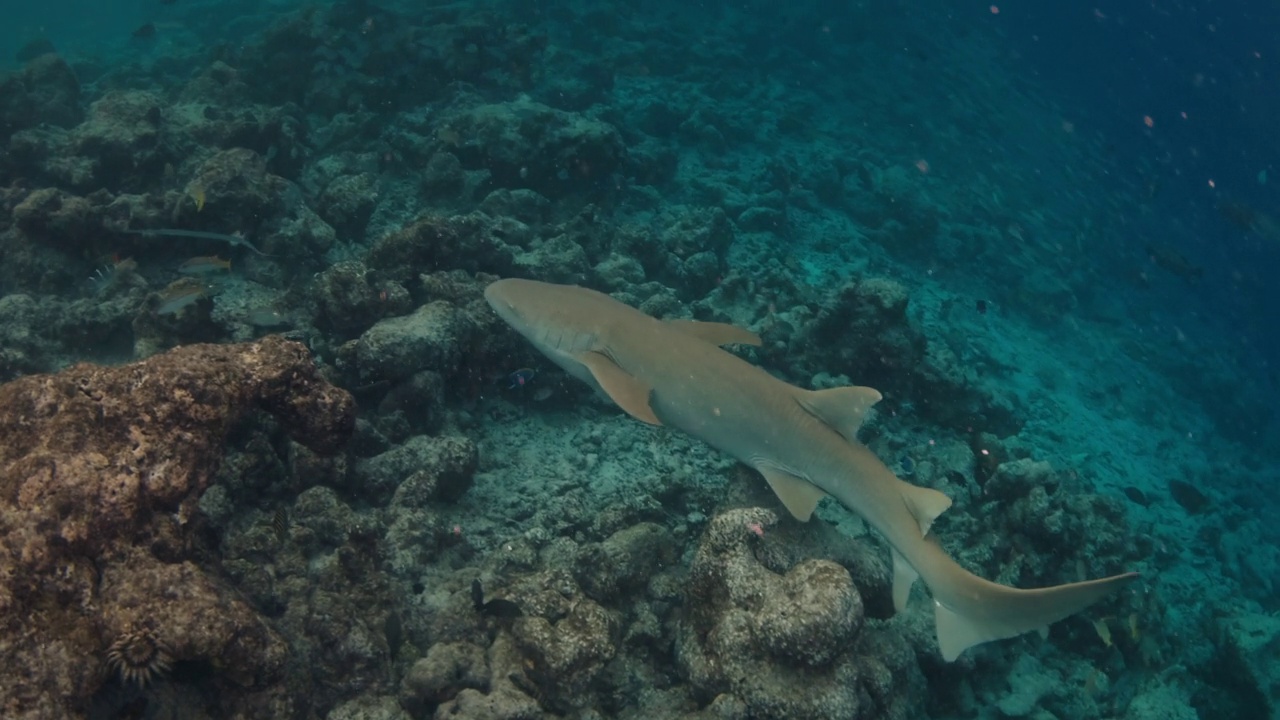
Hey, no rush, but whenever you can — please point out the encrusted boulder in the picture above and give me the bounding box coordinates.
[312,260,410,336]
[69,90,169,190]
[0,336,355,719]
[676,508,923,719]
[572,522,678,603]
[364,212,517,283]
[808,277,925,389]
[618,205,734,298]
[511,597,621,710]
[399,641,489,715]
[355,301,477,383]
[441,98,626,197]
[1217,612,1280,717]
[0,53,81,141]
[359,434,479,505]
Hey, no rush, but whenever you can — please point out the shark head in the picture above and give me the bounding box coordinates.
[485,279,611,387]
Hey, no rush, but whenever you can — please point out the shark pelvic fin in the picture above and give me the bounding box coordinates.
[577,351,662,425]
[901,484,952,536]
[757,465,827,521]
[891,548,919,612]
[796,386,882,443]
[665,319,762,347]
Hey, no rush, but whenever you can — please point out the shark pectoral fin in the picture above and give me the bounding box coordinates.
[891,548,919,613]
[796,386,883,443]
[576,351,662,426]
[757,466,826,521]
[901,484,953,536]
[665,319,762,347]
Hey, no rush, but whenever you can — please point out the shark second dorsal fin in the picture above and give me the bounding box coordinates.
[665,319,762,347]
[576,351,662,426]
[796,386,882,443]
[901,483,952,536]
[757,465,827,521]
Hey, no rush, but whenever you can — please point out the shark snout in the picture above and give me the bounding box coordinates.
[485,279,542,340]
[484,280,520,317]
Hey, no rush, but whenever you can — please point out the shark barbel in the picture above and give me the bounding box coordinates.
[485,278,1138,660]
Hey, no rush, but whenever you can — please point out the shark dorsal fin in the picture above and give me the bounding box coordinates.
[576,351,662,426]
[665,319,762,347]
[796,386,882,443]
[757,465,827,521]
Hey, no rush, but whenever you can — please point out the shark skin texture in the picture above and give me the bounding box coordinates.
[484,278,1139,661]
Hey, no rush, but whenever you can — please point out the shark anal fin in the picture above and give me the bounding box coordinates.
[934,601,997,662]
[576,351,662,426]
[891,548,919,613]
[757,465,826,521]
[901,484,953,536]
[796,386,882,443]
[665,319,762,347]
[934,603,1051,662]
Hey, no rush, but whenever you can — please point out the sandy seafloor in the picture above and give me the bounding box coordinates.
[1,0,1278,718]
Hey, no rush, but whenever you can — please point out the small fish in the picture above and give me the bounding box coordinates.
[1145,244,1203,283]
[245,308,291,328]
[898,455,915,477]
[271,507,289,541]
[132,22,156,39]
[121,228,270,256]
[178,255,230,275]
[1084,668,1099,697]
[532,387,554,402]
[437,127,461,146]
[1128,612,1140,641]
[88,257,138,293]
[507,368,535,389]
[1092,617,1113,647]
[188,183,206,212]
[384,611,403,659]
[975,299,988,315]
[471,579,523,618]
[155,279,208,315]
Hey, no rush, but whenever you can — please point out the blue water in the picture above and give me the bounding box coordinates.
[2,0,1277,718]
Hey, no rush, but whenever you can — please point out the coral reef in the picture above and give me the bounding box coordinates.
[0,336,354,719]
[0,0,1272,716]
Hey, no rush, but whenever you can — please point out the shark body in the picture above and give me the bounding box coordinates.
[485,278,1137,660]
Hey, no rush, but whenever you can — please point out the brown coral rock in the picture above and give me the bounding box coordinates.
[0,336,355,719]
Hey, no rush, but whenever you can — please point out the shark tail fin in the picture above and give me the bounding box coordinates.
[932,571,1141,661]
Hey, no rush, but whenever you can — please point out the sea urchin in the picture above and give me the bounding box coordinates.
[105,630,172,686]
